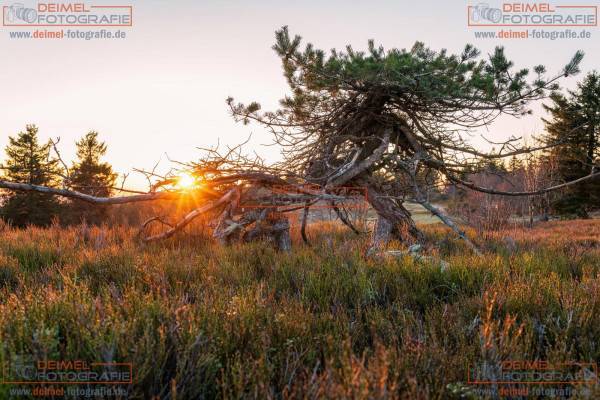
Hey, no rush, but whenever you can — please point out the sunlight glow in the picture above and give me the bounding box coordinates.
[176,173,197,190]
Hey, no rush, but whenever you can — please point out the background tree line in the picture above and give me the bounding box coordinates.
[0,71,598,228]
[447,71,599,230]
[0,127,116,227]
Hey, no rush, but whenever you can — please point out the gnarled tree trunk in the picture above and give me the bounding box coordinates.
[364,183,423,250]
[242,211,292,251]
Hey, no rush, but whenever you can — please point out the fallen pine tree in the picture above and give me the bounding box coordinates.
[2,28,600,253]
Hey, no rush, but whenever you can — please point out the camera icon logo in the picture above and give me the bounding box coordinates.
[470,3,502,23]
[5,3,38,24]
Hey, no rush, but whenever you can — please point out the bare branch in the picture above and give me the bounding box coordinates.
[300,201,310,244]
[450,172,600,197]
[325,130,391,187]
[141,188,238,242]
[0,180,179,204]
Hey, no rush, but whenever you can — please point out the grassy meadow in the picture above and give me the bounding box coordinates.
[0,219,599,399]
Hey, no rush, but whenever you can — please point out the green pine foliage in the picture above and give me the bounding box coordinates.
[231,26,583,127]
[542,72,600,217]
[508,155,523,173]
[67,131,117,224]
[0,125,62,227]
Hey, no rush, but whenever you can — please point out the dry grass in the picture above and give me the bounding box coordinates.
[0,220,599,399]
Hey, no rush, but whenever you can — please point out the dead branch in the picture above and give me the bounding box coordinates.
[0,180,179,204]
[414,198,482,256]
[137,216,174,240]
[142,188,238,242]
[325,130,390,188]
[300,201,310,244]
[450,172,600,197]
[49,137,71,186]
[329,201,362,235]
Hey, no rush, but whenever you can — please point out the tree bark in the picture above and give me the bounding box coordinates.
[364,183,423,250]
[242,211,292,252]
[371,215,394,250]
[273,217,292,252]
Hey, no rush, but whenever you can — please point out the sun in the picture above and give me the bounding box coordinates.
[176,173,197,190]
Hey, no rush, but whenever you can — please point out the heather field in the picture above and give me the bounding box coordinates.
[0,220,599,399]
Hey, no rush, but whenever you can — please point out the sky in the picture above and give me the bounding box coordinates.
[1,0,598,189]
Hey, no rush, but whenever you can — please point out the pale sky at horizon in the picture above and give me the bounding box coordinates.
[1,0,598,189]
